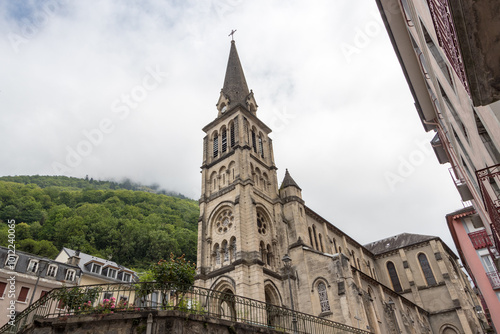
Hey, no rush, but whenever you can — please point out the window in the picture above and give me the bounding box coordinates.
[39,290,49,306]
[122,273,132,282]
[223,242,229,262]
[251,130,257,152]
[91,263,102,274]
[258,136,264,158]
[46,265,58,278]
[257,211,268,235]
[0,282,6,298]
[230,123,236,147]
[17,287,29,303]
[266,244,273,266]
[308,227,314,248]
[221,129,227,153]
[215,244,220,265]
[213,134,219,158]
[5,255,18,269]
[27,260,39,273]
[312,225,319,251]
[317,282,331,313]
[474,111,500,164]
[422,22,453,86]
[386,261,402,292]
[319,234,324,252]
[481,255,496,273]
[65,270,75,281]
[231,238,237,261]
[418,253,437,285]
[107,268,117,279]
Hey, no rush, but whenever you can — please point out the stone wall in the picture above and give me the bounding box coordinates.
[20,310,283,334]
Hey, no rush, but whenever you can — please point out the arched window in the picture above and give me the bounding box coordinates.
[230,237,237,261]
[258,135,264,158]
[251,130,257,152]
[213,133,219,158]
[266,244,273,266]
[418,253,436,285]
[221,128,227,153]
[214,244,220,265]
[308,227,314,248]
[257,210,268,235]
[230,122,236,148]
[222,240,229,262]
[333,238,337,253]
[260,241,266,262]
[317,282,331,313]
[386,261,402,292]
[312,225,319,251]
[319,234,324,252]
[243,118,249,144]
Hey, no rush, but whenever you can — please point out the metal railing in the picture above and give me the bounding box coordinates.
[468,230,493,250]
[0,282,370,334]
[486,271,500,290]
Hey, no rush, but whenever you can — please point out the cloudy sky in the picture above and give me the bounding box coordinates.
[0,1,465,250]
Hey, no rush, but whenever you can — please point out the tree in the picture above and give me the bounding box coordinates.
[141,253,196,286]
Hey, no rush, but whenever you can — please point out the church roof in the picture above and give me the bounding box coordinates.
[363,233,437,255]
[222,40,250,108]
[280,169,302,190]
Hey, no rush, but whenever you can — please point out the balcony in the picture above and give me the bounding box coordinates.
[486,270,500,290]
[468,230,493,250]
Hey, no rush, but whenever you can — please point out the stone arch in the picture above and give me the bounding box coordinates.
[219,166,227,187]
[221,239,229,264]
[255,205,273,236]
[229,236,237,262]
[262,172,269,191]
[208,203,235,236]
[439,324,460,334]
[315,279,331,314]
[228,161,236,182]
[254,167,262,186]
[264,280,282,306]
[209,278,236,321]
[213,243,220,266]
[211,130,219,159]
[220,125,228,153]
[209,171,218,191]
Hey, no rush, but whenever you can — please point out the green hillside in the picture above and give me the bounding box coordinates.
[0,176,199,270]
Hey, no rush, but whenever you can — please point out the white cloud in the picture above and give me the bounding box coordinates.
[0,0,463,253]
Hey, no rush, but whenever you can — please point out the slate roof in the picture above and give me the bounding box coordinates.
[363,233,437,255]
[222,40,250,107]
[61,247,137,281]
[280,169,302,190]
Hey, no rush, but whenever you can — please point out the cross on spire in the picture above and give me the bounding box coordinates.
[228,29,237,40]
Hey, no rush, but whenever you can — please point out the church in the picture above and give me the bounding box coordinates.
[194,40,488,334]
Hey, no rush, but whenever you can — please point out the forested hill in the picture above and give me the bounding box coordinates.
[0,176,199,270]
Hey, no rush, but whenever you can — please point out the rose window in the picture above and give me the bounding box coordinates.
[216,209,234,234]
[257,211,267,235]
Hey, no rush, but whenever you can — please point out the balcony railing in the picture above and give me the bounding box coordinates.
[0,282,370,334]
[468,230,493,250]
[486,271,500,290]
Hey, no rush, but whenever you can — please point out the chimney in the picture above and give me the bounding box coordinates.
[68,250,81,266]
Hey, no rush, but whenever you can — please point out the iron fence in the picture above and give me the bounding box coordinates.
[0,282,370,334]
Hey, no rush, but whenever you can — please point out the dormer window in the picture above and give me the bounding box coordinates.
[65,269,75,281]
[221,105,227,113]
[91,263,102,274]
[5,255,18,270]
[122,273,132,282]
[46,265,58,278]
[107,268,117,279]
[27,260,39,273]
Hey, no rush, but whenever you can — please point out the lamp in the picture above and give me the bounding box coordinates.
[282,254,297,334]
[29,259,48,306]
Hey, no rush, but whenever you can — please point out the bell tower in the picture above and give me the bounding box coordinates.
[195,40,284,302]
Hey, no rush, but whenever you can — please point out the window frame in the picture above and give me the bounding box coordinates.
[17,287,30,303]
[46,264,58,278]
[27,259,39,274]
[65,269,76,281]
[418,253,437,286]
[386,261,403,292]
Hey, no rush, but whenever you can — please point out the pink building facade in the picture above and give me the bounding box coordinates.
[447,207,500,331]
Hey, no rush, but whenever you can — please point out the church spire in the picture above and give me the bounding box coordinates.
[221,40,251,110]
[280,169,302,190]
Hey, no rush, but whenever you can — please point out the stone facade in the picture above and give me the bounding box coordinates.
[194,40,489,334]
